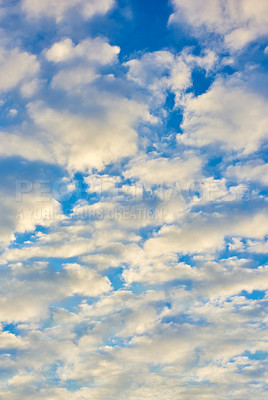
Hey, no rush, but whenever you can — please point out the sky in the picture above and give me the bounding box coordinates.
[0,0,268,399]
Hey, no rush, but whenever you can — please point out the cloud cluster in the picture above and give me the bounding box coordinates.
[178,76,268,154]
[170,0,268,50]
[22,0,115,22]
[0,97,154,173]
[45,37,120,91]
[0,262,111,322]
[0,0,268,399]
[0,46,39,96]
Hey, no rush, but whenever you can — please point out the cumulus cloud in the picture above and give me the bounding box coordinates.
[22,0,115,22]
[28,99,152,171]
[178,76,268,154]
[245,239,268,254]
[0,97,154,173]
[144,211,268,256]
[85,174,121,195]
[45,37,120,65]
[0,262,111,322]
[0,46,39,95]
[226,160,268,186]
[1,1,268,399]
[51,67,99,91]
[0,208,142,265]
[125,50,192,106]
[0,131,51,162]
[124,153,202,187]
[45,37,120,92]
[0,185,62,250]
[170,0,268,50]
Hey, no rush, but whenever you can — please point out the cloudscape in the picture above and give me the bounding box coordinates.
[0,1,268,399]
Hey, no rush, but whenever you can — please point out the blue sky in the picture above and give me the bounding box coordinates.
[0,1,268,399]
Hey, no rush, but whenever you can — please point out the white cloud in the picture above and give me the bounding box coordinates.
[182,49,218,72]
[125,50,192,107]
[0,331,25,349]
[194,260,268,298]
[45,37,120,92]
[26,99,152,171]
[0,97,154,173]
[0,46,39,94]
[246,239,268,254]
[178,76,268,154]
[45,37,120,65]
[0,210,141,265]
[61,263,111,297]
[1,1,268,399]
[144,211,268,256]
[124,154,202,187]
[123,259,194,286]
[125,51,175,86]
[0,262,111,322]
[51,67,99,91]
[226,160,268,185]
[0,185,62,250]
[0,131,51,163]
[170,0,268,50]
[22,0,115,22]
[85,174,121,194]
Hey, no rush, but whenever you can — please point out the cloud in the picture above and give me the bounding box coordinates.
[0,131,51,163]
[123,259,194,286]
[125,50,192,107]
[45,37,120,92]
[45,37,120,65]
[0,46,39,95]
[0,208,141,265]
[0,184,62,250]
[178,76,268,154]
[85,174,121,195]
[27,99,152,171]
[0,97,154,173]
[245,240,268,254]
[170,0,268,50]
[22,0,115,22]
[226,160,268,186]
[0,262,111,322]
[0,331,26,350]
[124,153,202,187]
[51,67,99,91]
[1,1,268,399]
[144,211,268,256]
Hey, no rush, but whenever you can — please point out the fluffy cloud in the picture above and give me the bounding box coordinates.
[45,37,120,92]
[231,237,268,254]
[0,46,39,95]
[51,67,99,91]
[124,153,202,187]
[178,76,268,154]
[0,131,50,162]
[85,174,121,195]
[22,0,115,22]
[125,50,192,106]
[226,160,268,186]
[45,37,120,65]
[0,98,154,173]
[28,99,152,171]
[1,1,268,399]
[0,262,111,322]
[170,0,268,50]
[0,208,142,265]
[0,185,62,250]
[144,211,268,256]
